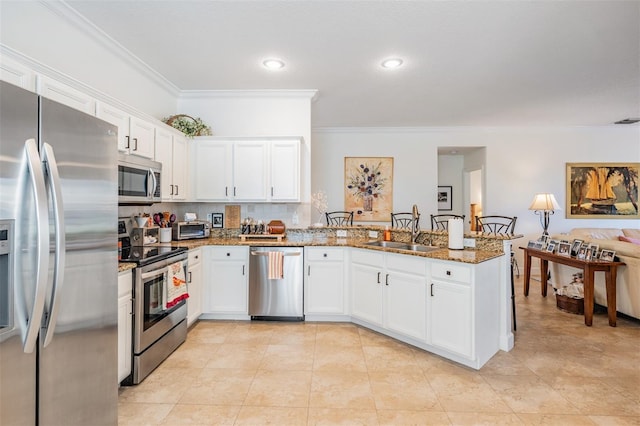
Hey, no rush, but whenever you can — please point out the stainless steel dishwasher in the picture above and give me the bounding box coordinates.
[249,247,304,321]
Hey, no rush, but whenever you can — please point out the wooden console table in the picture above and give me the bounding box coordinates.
[520,247,625,327]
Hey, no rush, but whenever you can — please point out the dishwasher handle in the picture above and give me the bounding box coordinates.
[250,251,301,257]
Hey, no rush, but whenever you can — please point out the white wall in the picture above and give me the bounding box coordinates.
[0,1,177,117]
[312,126,640,245]
[438,154,465,217]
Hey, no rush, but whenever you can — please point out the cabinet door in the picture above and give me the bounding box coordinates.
[429,280,472,358]
[233,140,267,201]
[351,262,383,326]
[171,135,188,200]
[154,128,174,200]
[96,102,131,152]
[37,75,95,114]
[270,139,300,201]
[187,258,202,326]
[385,270,427,341]
[206,260,248,313]
[305,248,344,315]
[192,140,232,201]
[0,55,36,91]
[129,117,155,159]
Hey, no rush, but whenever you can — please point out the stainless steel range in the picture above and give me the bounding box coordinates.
[118,219,188,385]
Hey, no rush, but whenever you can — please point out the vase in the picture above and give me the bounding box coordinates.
[363,196,373,212]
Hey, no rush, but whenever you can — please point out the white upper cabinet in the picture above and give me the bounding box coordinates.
[155,128,188,201]
[192,137,301,203]
[270,139,300,202]
[96,102,155,159]
[37,75,95,114]
[0,55,36,91]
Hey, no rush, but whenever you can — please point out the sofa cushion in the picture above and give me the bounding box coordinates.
[622,229,640,239]
[569,228,625,240]
[619,235,640,245]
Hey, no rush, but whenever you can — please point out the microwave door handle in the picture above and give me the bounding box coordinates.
[41,143,66,348]
[21,139,50,354]
[149,168,158,199]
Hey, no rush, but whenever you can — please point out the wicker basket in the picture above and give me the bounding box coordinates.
[556,294,584,315]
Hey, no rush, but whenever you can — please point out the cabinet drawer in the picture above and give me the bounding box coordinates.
[188,248,202,265]
[431,261,471,283]
[386,253,426,276]
[351,248,384,265]
[208,246,248,260]
[306,247,344,262]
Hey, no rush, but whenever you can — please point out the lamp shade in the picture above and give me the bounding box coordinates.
[529,193,561,211]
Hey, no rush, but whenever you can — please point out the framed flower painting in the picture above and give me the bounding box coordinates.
[344,157,393,221]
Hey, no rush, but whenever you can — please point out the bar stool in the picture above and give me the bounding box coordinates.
[475,215,518,331]
[430,214,465,231]
[325,211,354,226]
[390,212,419,230]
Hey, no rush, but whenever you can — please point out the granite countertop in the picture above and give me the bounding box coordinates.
[118,262,136,273]
[163,235,504,264]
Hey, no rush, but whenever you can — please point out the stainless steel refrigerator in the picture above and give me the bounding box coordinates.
[0,80,118,425]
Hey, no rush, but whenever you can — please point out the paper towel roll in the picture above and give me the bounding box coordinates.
[448,218,464,250]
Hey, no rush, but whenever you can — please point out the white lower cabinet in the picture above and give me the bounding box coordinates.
[187,248,203,327]
[429,279,472,358]
[201,246,249,320]
[350,249,385,326]
[117,270,132,384]
[304,247,347,320]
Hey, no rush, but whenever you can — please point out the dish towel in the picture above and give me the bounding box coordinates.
[165,260,189,309]
[267,251,284,280]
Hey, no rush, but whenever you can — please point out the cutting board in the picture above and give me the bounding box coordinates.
[225,205,241,228]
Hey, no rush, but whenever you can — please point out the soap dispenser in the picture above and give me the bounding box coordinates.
[383,225,391,241]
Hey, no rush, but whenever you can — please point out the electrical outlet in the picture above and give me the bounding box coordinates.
[463,238,476,248]
[336,230,348,238]
[206,213,213,223]
[368,230,378,238]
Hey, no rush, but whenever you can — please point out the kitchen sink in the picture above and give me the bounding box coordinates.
[364,241,440,253]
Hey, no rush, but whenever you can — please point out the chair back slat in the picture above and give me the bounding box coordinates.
[430,214,465,231]
[325,211,354,226]
[475,215,517,235]
[391,212,420,231]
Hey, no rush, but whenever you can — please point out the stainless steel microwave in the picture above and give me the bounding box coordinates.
[118,154,162,205]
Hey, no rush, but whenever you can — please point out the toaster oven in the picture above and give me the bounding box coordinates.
[172,221,211,240]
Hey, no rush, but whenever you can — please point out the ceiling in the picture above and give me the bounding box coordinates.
[66,1,640,128]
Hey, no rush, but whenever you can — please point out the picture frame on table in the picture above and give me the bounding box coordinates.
[558,242,571,256]
[600,249,616,262]
[527,241,536,249]
[545,243,556,253]
[577,246,588,260]
[533,241,544,250]
[437,186,453,211]
[570,239,583,256]
[211,212,224,228]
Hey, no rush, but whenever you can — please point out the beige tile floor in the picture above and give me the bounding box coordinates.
[119,276,640,425]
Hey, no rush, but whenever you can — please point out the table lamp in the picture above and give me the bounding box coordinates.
[529,193,561,236]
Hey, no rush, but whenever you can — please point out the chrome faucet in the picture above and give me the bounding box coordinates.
[411,204,420,243]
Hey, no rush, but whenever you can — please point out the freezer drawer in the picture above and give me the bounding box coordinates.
[248,247,304,320]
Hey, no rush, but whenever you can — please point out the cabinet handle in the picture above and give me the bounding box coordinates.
[242,265,245,275]
[385,274,389,286]
[446,270,451,276]
[226,252,230,256]
[188,271,192,283]
[431,283,434,297]
[377,272,381,284]
[125,135,130,149]
[323,253,327,257]
[225,187,228,196]
[133,138,138,150]
[233,187,236,196]
[170,184,174,195]
[195,255,199,260]
[308,265,311,276]
[271,187,274,196]
[175,185,179,195]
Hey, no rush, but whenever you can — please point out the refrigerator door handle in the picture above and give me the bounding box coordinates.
[41,143,66,348]
[21,139,49,353]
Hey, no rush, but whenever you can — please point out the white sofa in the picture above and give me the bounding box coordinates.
[550,228,640,320]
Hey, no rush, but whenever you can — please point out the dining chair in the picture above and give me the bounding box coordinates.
[390,212,419,230]
[475,215,518,331]
[430,214,465,231]
[325,211,354,226]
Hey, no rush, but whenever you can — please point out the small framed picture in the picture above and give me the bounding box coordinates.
[577,246,588,260]
[211,213,224,228]
[558,242,571,256]
[585,246,596,261]
[588,243,599,253]
[527,241,537,249]
[545,243,556,253]
[570,239,583,256]
[533,241,544,250]
[600,249,616,262]
[437,186,453,211]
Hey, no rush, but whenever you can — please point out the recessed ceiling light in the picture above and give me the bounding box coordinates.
[381,58,403,69]
[262,58,285,70]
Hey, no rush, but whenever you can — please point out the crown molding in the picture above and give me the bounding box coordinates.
[41,0,180,98]
[180,89,319,101]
